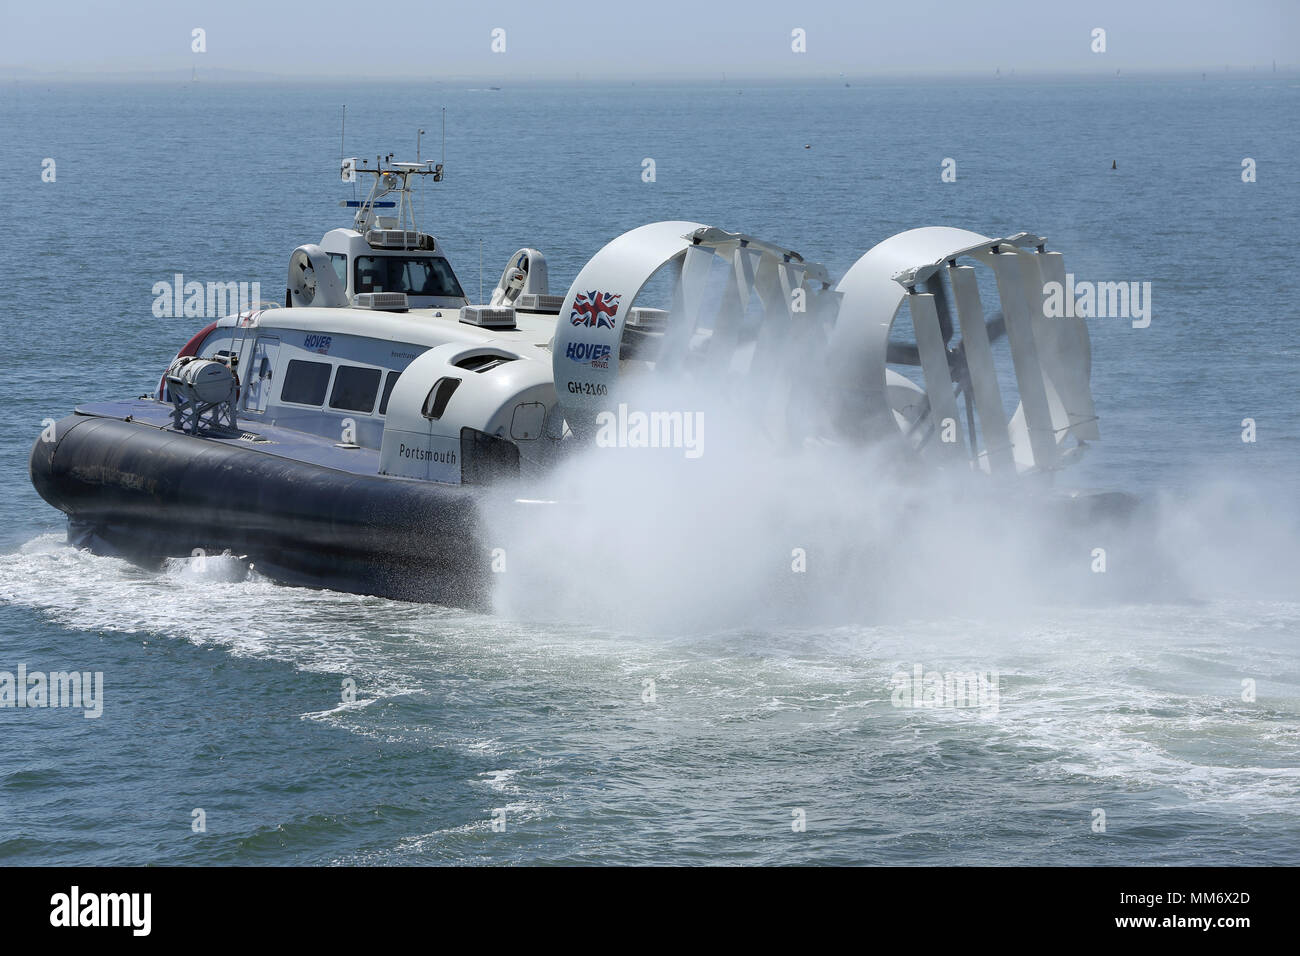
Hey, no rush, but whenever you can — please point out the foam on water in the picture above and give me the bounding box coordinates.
[2,524,1296,831]
[3,444,1299,864]
[0,534,434,705]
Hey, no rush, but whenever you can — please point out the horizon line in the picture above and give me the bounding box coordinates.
[2,62,1296,86]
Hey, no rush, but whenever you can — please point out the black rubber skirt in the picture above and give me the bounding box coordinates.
[30,415,490,606]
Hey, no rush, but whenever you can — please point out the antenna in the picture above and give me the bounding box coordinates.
[441,107,446,170]
[479,239,484,305]
[417,128,426,231]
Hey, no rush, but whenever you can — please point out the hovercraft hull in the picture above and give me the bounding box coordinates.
[30,413,490,606]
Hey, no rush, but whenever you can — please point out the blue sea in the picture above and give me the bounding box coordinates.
[0,74,1297,865]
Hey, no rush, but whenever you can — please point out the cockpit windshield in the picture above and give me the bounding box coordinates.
[354,255,465,299]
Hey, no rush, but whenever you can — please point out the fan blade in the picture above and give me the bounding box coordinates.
[985,310,1006,344]
[943,309,1006,397]
[921,275,955,345]
[889,310,1002,372]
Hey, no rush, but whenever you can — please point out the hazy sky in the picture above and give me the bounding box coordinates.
[2,0,1295,79]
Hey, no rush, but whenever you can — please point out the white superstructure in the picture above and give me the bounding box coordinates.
[162,153,1100,490]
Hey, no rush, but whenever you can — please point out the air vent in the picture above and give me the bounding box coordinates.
[354,292,410,312]
[515,293,565,314]
[454,352,517,373]
[460,305,517,329]
[365,229,428,249]
[627,307,669,332]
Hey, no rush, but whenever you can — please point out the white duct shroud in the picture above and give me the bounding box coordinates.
[552,221,1098,475]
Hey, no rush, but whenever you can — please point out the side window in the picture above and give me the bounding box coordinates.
[329,365,382,413]
[328,253,348,289]
[355,256,384,293]
[280,360,332,406]
[421,377,461,420]
[430,257,466,298]
[378,370,401,415]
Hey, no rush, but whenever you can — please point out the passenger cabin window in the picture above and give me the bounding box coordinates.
[378,371,401,415]
[280,360,332,406]
[354,256,465,298]
[329,365,382,413]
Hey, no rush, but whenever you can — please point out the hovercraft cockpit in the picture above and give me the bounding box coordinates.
[287,157,469,312]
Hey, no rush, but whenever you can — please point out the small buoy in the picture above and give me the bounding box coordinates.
[1111,160,1117,169]
[804,144,811,149]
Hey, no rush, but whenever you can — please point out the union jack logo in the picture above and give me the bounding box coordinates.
[570,290,621,329]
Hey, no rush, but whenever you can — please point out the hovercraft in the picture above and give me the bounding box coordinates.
[30,153,1126,607]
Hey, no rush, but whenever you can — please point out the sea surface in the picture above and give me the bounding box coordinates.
[0,75,1297,865]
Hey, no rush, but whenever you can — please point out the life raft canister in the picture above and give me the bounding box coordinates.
[156,322,218,401]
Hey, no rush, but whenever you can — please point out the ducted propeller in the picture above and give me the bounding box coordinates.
[285,244,348,308]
